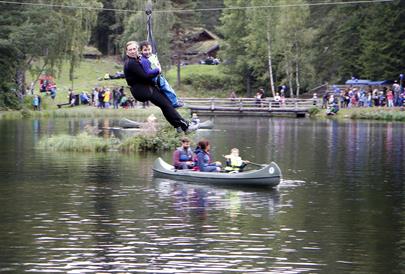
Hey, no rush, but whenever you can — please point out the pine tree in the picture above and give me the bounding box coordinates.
[196,0,224,32]
[219,0,252,95]
[170,0,197,87]
[359,0,405,80]
[91,0,118,55]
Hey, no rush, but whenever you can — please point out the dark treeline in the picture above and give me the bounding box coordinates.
[1,0,404,108]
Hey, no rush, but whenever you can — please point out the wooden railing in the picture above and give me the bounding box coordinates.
[182,97,319,111]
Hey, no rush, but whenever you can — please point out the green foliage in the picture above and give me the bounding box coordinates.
[348,108,405,121]
[0,0,102,102]
[166,64,230,93]
[20,108,33,118]
[120,124,185,152]
[196,0,224,31]
[38,132,114,152]
[244,0,277,94]
[219,0,315,96]
[37,123,186,153]
[218,0,251,95]
[16,106,164,119]
[310,0,405,83]
[358,1,405,80]
[308,107,321,117]
[119,1,175,68]
[90,0,117,55]
[0,91,21,110]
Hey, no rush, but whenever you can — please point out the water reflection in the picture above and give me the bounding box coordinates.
[154,178,281,221]
[1,117,405,273]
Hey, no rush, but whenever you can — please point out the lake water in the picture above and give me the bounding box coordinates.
[0,116,404,273]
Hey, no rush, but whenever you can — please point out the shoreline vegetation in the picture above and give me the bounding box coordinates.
[37,123,186,153]
[2,105,405,122]
[30,106,405,154]
[0,106,188,120]
[310,107,405,122]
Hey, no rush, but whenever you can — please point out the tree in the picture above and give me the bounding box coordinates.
[91,0,118,55]
[245,0,279,97]
[170,0,197,87]
[359,0,405,80]
[0,0,102,101]
[274,0,314,97]
[219,0,252,96]
[119,0,174,70]
[196,0,224,32]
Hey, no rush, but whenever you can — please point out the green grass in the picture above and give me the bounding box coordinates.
[313,107,405,122]
[37,124,191,153]
[0,111,23,119]
[344,107,405,121]
[55,57,126,93]
[38,132,116,152]
[25,58,228,111]
[165,64,230,98]
[18,105,189,119]
[27,57,127,105]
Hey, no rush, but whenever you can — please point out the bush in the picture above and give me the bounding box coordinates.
[37,132,115,152]
[119,124,186,152]
[37,124,189,153]
[182,72,229,91]
[166,64,232,95]
[308,107,320,116]
[0,89,21,110]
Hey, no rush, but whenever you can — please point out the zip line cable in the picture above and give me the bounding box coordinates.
[0,0,394,14]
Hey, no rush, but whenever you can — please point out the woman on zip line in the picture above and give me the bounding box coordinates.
[123,41,198,133]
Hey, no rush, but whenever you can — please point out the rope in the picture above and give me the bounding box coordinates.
[0,0,394,14]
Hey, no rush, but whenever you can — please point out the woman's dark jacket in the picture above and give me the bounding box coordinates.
[123,57,160,101]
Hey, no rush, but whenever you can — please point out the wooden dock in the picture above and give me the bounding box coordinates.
[183,98,319,117]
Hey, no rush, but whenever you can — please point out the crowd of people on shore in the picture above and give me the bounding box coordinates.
[84,86,139,109]
[173,137,249,173]
[322,81,405,109]
[32,84,151,110]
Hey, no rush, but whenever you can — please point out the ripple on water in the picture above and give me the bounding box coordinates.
[5,176,328,273]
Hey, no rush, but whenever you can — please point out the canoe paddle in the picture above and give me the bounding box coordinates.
[221,155,265,168]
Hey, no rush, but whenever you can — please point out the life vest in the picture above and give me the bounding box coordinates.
[176,147,193,162]
[225,156,244,172]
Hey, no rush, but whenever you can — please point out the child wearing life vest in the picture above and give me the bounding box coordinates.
[139,41,183,108]
[224,148,249,172]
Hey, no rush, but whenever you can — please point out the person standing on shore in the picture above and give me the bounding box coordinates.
[123,41,197,133]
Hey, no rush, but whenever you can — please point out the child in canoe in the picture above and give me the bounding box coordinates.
[224,148,249,172]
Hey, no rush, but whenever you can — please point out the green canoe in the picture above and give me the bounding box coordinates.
[152,157,282,187]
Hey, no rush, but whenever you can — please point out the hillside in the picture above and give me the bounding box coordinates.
[27,57,228,104]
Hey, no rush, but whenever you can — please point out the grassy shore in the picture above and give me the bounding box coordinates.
[25,57,226,107]
[315,107,405,122]
[0,104,190,120]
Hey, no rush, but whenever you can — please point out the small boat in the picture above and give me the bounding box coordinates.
[198,120,214,129]
[152,157,282,187]
[112,127,142,139]
[119,118,142,128]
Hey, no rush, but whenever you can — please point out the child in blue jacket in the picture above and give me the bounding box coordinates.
[139,41,183,108]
